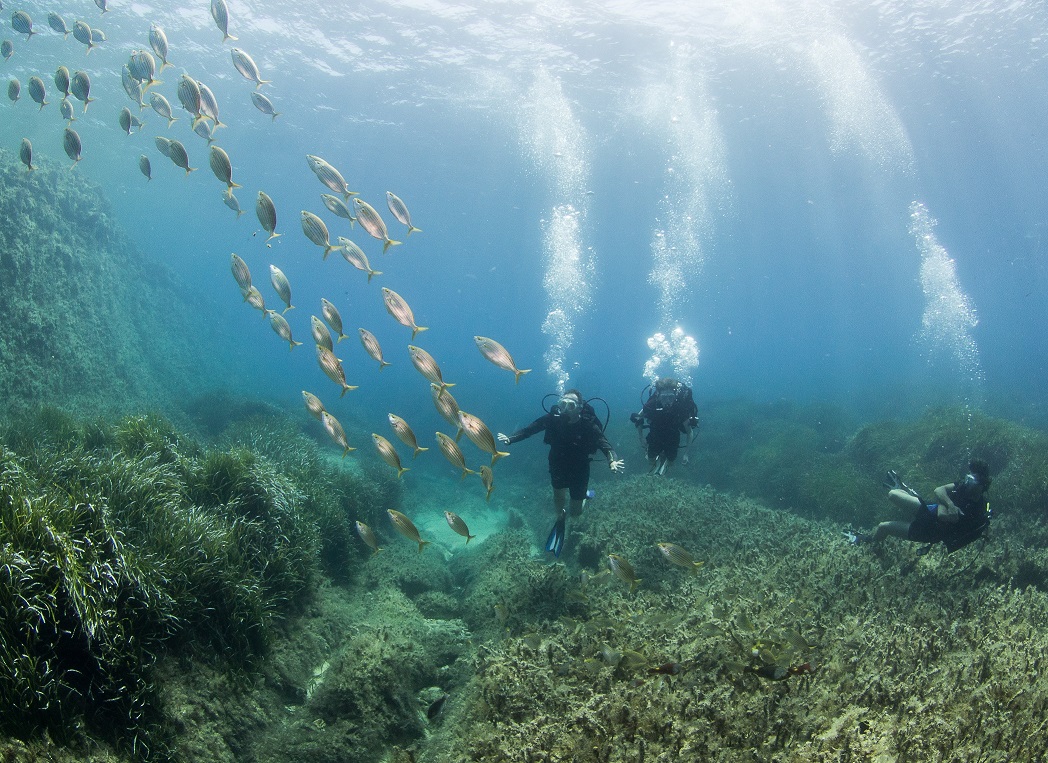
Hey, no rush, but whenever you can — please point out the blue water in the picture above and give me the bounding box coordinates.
[4,0,1048,447]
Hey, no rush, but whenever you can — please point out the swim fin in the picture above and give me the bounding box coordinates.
[545,514,566,558]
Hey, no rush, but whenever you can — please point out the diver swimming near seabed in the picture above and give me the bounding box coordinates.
[497,389,624,558]
[631,376,699,477]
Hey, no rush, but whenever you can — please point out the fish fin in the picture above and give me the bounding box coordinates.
[459,467,476,480]
[255,79,271,89]
[265,231,282,243]
[514,368,532,384]
[397,466,411,478]
[412,447,429,458]
[490,450,511,466]
[383,238,403,254]
[466,533,476,544]
[366,270,383,282]
[411,325,429,339]
[289,340,303,350]
[408,226,421,235]
[378,360,390,370]
[223,33,238,42]
[454,428,464,443]
[282,305,295,314]
[417,539,430,553]
[159,61,173,72]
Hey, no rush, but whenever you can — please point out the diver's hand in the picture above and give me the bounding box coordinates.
[609,459,625,473]
[497,432,510,445]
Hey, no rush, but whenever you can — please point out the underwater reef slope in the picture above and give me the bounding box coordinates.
[0,151,229,415]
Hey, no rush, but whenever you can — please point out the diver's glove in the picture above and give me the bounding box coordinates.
[609,457,625,473]
[497,432,511,445]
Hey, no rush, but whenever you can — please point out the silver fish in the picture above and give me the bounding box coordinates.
[197,81,223,127]
[301,211,336,258]
[7,77,18,102]
[354,520,381,555]
[242,285,267,315]
[306,155,355,198]
[128,50,158,87]
[354,198,401,253]
[94,0,109,13]
[149,92,177,127]
[435,431,475,479]
[230,48,269,88]
[177,74,202,122]
[337,237,381,281]
[230,253,252,292]
[11,10,33,39]
[301,390,326,421]
[28,76,47,110]
[388,414,428,458]
[386,191,421,235]
[208,146,240,194]
[154,135,173,158]
[320,298,347,341]
[358,328,389,370]
[431,384,463,434]
[444,511,475,544]
[121,66,143,108]
[250,91,279,121]
[148,24,171,70]
[321,411,354,458]
[373,434,409,478]
[47,12,70,38]
[63,127,82,168]
[458,410,510,466]
[322,194,356,223]
[607,554,641,592]
[474,336,531,384]
[316,345,357,396]
[255,191,280,243]
[223,191,243,216]
[19,138,33,171]
[267,310,302,351]
[167,139,195,175]
[479,465,494,501]
[381,287,427,338]
[656,543,704,575]
[70,71,93,111]
[90,27,105,44]
[138,154,152,181]
[118,106,145,134]
[311,315,334,352]
[269,265,293,313]
[408,345,453,390]
[210,0,236,42]
[387,509,428,552]
[60,98,76,122]
[54,66,70,98]
[193,119,214,145]
[72,21,95,53]
[1,40,12,60]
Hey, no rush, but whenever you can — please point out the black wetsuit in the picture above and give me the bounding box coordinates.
[908,480,990,552]
[638,386,698,461]
[506,406,613,500]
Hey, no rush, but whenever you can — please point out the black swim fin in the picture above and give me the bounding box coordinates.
[545,514,566,558]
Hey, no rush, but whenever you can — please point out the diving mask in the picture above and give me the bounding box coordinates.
[963,473,979,488]
[558,395,580,418]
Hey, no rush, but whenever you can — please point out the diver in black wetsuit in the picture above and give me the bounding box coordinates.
[847,458,992,554]
[498,389,624,557]
[630,377,699,476]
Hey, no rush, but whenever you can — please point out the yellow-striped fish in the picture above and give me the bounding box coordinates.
[322,194,356,223]
[149,23,172,71]
[358,328,390,370]
[301,210,336,259]
[60,99,76,123]
[457,411,510,466]
[70,71,93,111]
[607,554,641,593]
[269,265,293,313]
[12,11,34,40]
[28,76,48,110]
[435,431,475,479]
[167,139,194,175]
[388,414,428,458]
[210,0,237,42]
[209,146,241,195]
[387,509,429,552]
[444,511,475,544]
[256,191,280,243]
[231,48,270,88]
[372,433,409,478]
[355,520,381,555]
[474,336,531,384]
[316,345,357,397]
[338,237,381,281]
[408,345,453,390]
[320,298,348,342]
[381,287,427,338]
[230,253,252,291]
[63,128,82,168]
[242,285,268,316]
[306,154,355,198]
[311,315,335,352]
[656,543,704,575]
[54,66,71,98]
[154,136,173,158]
[354,198,401,253]
[177,74,203,123]
[149,92,178,127]
[267,310,302,350]
[139,155,152,181]
[321,411,354,458]
[479,465,494,501]
[19,139,34,171]
[301,390,325,421]
[431,384,463,437]
[386,191,421,235]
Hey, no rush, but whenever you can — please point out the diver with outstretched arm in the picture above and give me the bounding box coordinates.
[497,389,624,557]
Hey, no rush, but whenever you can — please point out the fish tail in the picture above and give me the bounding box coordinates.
[323,245,335,260]
[417,539,430,553]
[366,270,383,282]
[485,488,494,502]
[378,360,390,370]
[410,325,429,339]
[159,60,172,72]
[289,340,303,350]
[466,533,476,544]
[255,79,271,89]
[459,467,476,480]
[454,428,464,443]
[397,466,411,479]
[382,238,403,254]
[413,446,429,458]
[185,166,197,175]
[514,368,532,384]
[490,450,511,466]
[408,225,422,235]
[223,33,238,42]
[265,231,282,243]
[230,180,242,190]
[271,112,280,122]
[282,305,295,314]
[341,446,355,458]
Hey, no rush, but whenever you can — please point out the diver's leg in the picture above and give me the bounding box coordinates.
[888,490,921,511]
[553,487,569,517]
[873,520,911,542]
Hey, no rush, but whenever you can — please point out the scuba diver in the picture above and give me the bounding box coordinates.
[846,458,992,554]
[497,389,624,558]
[630,377,699,476]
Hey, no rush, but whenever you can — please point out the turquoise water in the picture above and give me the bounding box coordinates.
[2,0,1047,449]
